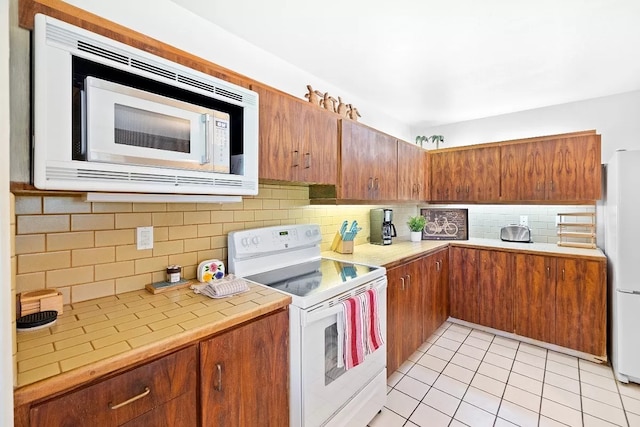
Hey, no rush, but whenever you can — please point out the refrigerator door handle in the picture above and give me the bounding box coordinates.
[619,289,640,295]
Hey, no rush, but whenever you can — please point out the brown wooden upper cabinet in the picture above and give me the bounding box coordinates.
[501,132,601,202]
[431,146,500,202]
[339,120,398,200]
[397,141,429,201]
[252,84,338,185]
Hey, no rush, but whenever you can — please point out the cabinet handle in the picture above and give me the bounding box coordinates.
[109,387,150,410]
[400,276,405,290]
[436,260,441,271]
[466,185,470,193]
[536,182,540,191]
[549,181,554,192]
[292,150,299,167]
[417,184,421,195]
[215,363,223,392]
[406,274,411,288]
[456,186,460,194]
[562,268,565,281]
[374,177,380,190]
[546,266,550,278]
[368,177,374,190]
[304,153,311,169]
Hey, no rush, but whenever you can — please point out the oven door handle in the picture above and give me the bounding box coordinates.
[302,304,344,326]
[301,278,387,326]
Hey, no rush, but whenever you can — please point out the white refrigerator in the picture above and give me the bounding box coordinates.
[605,149,640,383]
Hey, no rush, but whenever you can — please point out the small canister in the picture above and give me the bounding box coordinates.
[166,265,182,283]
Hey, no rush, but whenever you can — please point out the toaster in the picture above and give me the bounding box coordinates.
[500,225,532,243]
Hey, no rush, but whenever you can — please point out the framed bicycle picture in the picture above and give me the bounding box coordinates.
[420,208,469,240]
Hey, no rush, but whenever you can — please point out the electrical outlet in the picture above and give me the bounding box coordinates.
[520,215,529,227]
[137,226,153,250]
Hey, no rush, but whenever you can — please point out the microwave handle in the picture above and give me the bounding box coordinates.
[201,113,212,165]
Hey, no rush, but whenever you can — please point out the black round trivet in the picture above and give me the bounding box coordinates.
[16,310,58,330]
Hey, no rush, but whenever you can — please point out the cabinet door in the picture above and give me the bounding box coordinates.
[423,249,450,340]
[548,136,601,201]
[472,147,501,201]
[555,258,606,356]
[514,254,556,343]
[431,151,455,201]
[477,250,513,332]
[253,85,297,182]
[403,259,424,361]
[297,103,338,185]
[449,247,479,324]
[397,141,425,201]
[386,265,404,375]
[200,309,289,427]
[30,347,197,427]
[501,142,547,201]
[340,120,374,199]
[374,131,399,200]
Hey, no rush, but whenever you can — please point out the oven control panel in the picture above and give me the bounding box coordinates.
[229,224,322,257]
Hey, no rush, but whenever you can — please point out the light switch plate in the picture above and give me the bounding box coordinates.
[137,226,153,250]
[519,215,529,227]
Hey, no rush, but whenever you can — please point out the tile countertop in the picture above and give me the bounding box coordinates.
[13,283,291,406]
[322,237,605,268]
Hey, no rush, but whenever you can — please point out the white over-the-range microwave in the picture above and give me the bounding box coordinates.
[33,14,259,196]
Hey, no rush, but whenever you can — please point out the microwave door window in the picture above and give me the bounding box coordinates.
[115,104,191,153]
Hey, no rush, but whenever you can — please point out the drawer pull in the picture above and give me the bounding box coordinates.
[109,387,150,410]
[216,363,223,391]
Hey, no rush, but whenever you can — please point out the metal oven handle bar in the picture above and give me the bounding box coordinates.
[301,277,387,326]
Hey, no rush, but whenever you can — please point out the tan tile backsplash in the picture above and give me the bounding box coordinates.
[13,184,414,307]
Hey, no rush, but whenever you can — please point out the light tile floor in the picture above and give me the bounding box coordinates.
[369,321,640,427]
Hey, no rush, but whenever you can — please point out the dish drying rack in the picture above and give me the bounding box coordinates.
[556,212,596,249]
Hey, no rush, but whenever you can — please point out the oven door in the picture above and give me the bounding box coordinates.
[299,277,387,427]
[84,77,230,173]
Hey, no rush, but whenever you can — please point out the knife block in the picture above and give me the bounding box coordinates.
[330,231,354,254]
[336,239,353,254]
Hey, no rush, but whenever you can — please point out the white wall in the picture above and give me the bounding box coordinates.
[412,90,640,163]
[1,0,14,423]
[62,0,412,142]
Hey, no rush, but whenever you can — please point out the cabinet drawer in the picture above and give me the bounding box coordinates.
[30,346,197,427]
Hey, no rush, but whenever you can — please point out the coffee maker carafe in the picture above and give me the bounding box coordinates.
[370,208,397,245]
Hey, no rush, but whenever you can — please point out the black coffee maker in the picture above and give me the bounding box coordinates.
[370,208,397,245]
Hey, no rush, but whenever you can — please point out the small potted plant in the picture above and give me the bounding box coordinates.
[407,215,426,242]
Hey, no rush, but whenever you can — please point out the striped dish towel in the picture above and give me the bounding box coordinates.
[337,289,384,370]
[191,274,250,299]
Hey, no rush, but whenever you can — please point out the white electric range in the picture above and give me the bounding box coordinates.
[228,224,387,427]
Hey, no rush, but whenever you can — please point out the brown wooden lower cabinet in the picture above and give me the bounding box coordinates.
[449,247,479,324]
[451,246,606,358]
[422,248,449,340]
[16,309,290,427]
[387,250,451,375]
[200,309,289,427]
[514,253,557,343]
[554,258,606,356]
[28,346,197,427]
[478,250,513,332]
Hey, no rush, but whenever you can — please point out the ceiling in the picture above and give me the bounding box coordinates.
[170,0,640,128]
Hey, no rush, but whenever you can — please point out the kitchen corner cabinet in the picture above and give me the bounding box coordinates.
[477,250,513,332]
[252,84,338,184]
[430,146,500,202]
[449,247,512,330]
[339,120,398,200]
[449,247,480,323]
[397,141,429,201]
[27,346,198,427]
[200,309,289,427]
[501,132,601,202]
